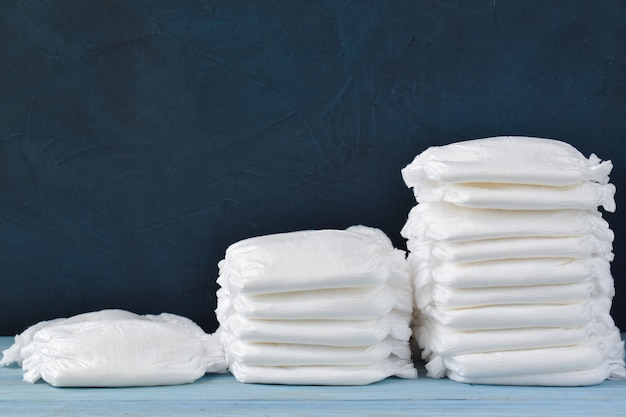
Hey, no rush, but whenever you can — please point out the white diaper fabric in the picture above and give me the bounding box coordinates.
[222,336,412,367]
[215,226,417,385]
[218,312,412,347]
[0,310,137,368]
[217,226,406,295]
[408,235,614,263]
[424,281,594,309]
[408,179,616,212]
[416,325,590,357]
[435,335,625,380]
[403,203,614,243]
[229,358,417,386]
[402,136,625,386]
[401,136,613,186]
[1,309,227,387]
[221,283,412,320]
[410,256,613,291]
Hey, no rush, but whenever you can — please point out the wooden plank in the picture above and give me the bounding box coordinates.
[1,336,625,417]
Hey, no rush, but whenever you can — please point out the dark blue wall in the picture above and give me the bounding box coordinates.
[1,0,625,335]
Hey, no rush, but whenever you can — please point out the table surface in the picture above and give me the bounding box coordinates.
[1,336,625,417]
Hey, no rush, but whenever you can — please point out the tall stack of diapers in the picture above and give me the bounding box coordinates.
[215,225,417,385]
[401,136,626,386]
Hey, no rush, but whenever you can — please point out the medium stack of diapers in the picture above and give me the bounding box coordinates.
[401,136,626,386]
[215,225,417,385]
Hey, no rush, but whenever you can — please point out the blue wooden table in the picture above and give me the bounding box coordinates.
[1,336,624,416]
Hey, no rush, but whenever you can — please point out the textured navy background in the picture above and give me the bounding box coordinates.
[1,1,625,335]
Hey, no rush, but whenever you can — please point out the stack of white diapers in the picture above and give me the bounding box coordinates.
[215,225,417,385]
[0,309,227,387]
[401,136,626,386]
